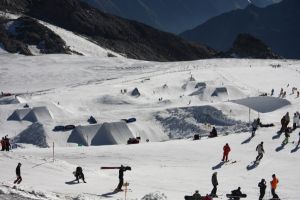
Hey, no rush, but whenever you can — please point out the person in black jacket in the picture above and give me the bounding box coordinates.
[230,187,244,200]
[258,179,266,200]
[115,165,131,191]
[210,172,218,197]
[74,166,86,183]
[13,163,22,184]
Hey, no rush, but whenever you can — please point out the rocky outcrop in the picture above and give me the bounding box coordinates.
[0,16,71,55]
[223,33,281,59]
[0,0,217,61]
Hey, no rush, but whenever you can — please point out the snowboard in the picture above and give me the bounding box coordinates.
[225,160,239,165]
[226,194,247,199]
[101,166,131,170]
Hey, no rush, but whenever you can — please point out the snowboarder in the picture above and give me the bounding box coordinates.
[270,174,279,199]
[227,187,246,200]
[271,89,274,96]
[4,136,10,151]
[115,165,131,191]
[255,142,265,163]
[293,112,299,130]
[297,91,300,98]
[279,88,283,97]
[282,130,290,145]
[208,127,217,138]
[1,137,5,151]
[210,172,218,197]
[296,132,300,148]
[251,119,259,137]
[13,163,22,184]
[192,190,202,200]
[222,143,231,162]
[258,179,266,200]
[74,166,86,183]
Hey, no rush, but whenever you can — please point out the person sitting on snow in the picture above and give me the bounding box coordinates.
[208,127,217,138]
[192,190,201,200]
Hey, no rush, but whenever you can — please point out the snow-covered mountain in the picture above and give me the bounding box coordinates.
[1,24,300,198]
[81,0,281,34]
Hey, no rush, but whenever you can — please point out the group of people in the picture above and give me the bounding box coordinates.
[1,136,10,151]
[188,172,279,200]
[279,112,300,145]
[276,86,300,98]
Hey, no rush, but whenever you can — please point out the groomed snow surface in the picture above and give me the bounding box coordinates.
[0,22,300,200]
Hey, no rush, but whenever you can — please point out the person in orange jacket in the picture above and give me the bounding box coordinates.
[270,174,279,199]
[222,143,231,162]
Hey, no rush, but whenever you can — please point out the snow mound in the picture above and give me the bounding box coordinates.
[232,96,291,113]
[211,87,228,97]
[23,107,53,123]
[0,96,24,105]
[13,122,49,148]
[91,122,134,145]
[96,95,130,105]
[156,106,247,138]
[67,124,102,146]
[141,192,168,200]
[7,108,31,121]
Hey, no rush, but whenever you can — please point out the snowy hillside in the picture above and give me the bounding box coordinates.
[0,51,300,200]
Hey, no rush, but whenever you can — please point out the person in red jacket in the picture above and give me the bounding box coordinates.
[1,137,6,151]
[202,194,212,200]
[222,143,231,162]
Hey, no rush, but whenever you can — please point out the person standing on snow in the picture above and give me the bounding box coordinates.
[222,143,231,162]
[252,119,259,137]
[255,142,265,163]
[13,163,22,184]
[210,172,218,197]
[284,112,290,129]
[1,137,5,151]
[270,174,279,199]
[115,165,131,191]
[271,89,274,96]
[258,179,266,200]
[293,112,299,130]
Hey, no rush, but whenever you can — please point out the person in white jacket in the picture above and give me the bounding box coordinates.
[293,112,300,130]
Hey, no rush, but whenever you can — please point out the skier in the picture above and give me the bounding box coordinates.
[74,166,86,183]
[115,165,131,191]
[222,143,231,162]
[258,179,266,200]
[270,174,279,199]
[255,142,265,163]
[13,163,22,184]
[1,137,5,151]
[208,127,217,138]
[192,190,201,200]
[297,91,300,98]
[251,119,259,137]
[293,112,299,130]
[210,172,218,197]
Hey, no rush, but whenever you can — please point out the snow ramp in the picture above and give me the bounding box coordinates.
[13,122,49,148]
[23,106,53,123]
[231,96,291,113]
[0,96,24,105]
[91,122,134,146]
[67,124,102,146]
[7,108,31,121]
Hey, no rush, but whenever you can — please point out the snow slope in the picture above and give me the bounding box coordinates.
[0,51,300,199]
